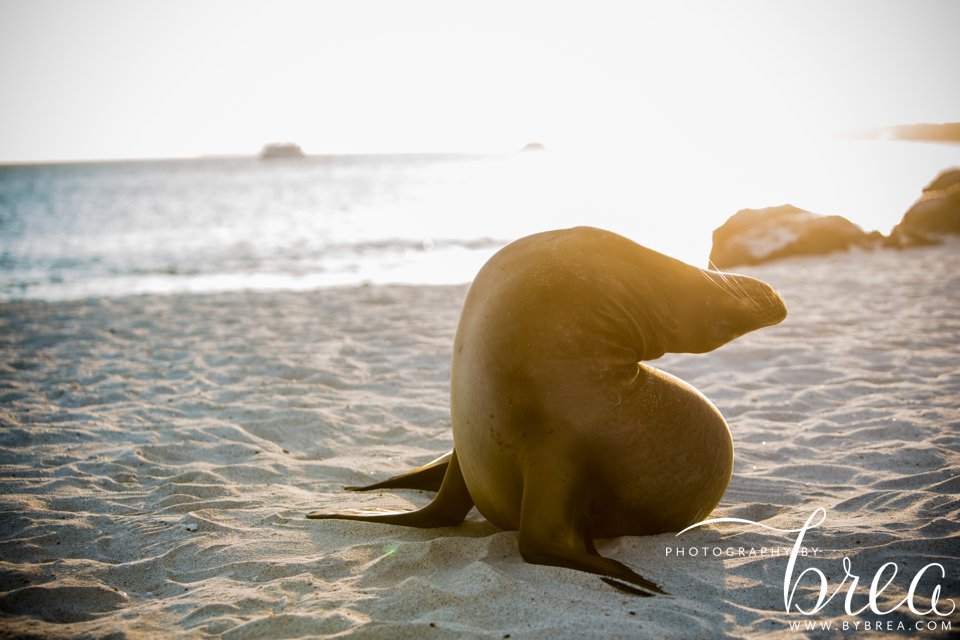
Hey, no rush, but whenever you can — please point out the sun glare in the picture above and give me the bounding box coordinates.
[0,0,957,163]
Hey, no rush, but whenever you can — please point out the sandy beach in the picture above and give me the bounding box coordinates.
[1,241,958,639]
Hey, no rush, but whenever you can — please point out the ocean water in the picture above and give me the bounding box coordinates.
[1,140,958,301]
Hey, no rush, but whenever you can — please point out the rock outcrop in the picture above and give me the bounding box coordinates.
[886,168,960,248]
[259,143,305,159]
[709,205,880,269]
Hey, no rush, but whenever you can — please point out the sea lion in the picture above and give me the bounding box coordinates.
[309,226,787,596]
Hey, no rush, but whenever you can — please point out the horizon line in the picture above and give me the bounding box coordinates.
[0,149,531,169]
[4,121,959,167]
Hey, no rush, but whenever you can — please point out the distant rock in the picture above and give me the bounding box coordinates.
[846,122,960,144]
[709,205,880,269]
[889,122,960,144]
[886,167,960,248]
[259,143,305,159]
[922,167,960,194]
[520,142,546,152]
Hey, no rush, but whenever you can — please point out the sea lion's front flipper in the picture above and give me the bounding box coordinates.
[307,450,473,527]
[517,460,668,597]
[344,451,451,492]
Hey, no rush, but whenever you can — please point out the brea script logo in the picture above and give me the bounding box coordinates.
[676,508,955,617]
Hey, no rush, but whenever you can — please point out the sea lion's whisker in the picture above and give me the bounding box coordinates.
[715,269,747,300]
[707,262,743,298]
[732,276,750,299]
[704,264,732,292]
[699,269,726,293]
[725,270,751,300]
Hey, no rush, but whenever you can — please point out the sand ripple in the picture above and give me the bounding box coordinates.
[1,246,958,637]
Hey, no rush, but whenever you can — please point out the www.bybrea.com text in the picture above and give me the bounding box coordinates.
[789,619,952,633]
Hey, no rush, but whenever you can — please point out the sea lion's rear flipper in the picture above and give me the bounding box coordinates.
[517,462,668,597]
[344,451,451,492]
[307,450,473,527]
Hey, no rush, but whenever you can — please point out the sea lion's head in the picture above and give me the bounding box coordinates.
[669,267,787,355]
[462,226,787,361]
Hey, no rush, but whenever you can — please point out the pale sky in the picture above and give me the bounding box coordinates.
[1,0,958,162]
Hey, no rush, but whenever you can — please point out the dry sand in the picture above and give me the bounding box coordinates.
[1,241,958,638]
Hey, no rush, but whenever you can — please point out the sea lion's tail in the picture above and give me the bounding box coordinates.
[307,450,473,528]
[343,451,451,492]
